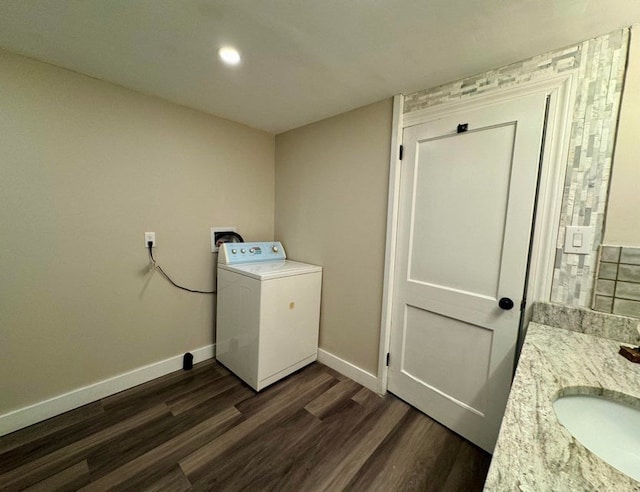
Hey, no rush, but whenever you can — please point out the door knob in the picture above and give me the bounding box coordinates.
[498,297,514,310]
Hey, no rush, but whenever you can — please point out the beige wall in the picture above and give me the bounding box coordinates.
[0,50,274,414]
[275,99,393,374]
[605,25,640,246]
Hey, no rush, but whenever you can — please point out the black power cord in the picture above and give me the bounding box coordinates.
[147,242,215,295]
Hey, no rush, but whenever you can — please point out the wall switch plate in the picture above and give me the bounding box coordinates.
[564,226,592,254]
[144,232,156,248]
[211,226,237,253]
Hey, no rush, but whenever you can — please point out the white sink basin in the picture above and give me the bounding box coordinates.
[553,393,640,481]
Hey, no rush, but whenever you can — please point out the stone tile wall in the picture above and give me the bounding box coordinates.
[403,29,629,308]
[593,245,640,318]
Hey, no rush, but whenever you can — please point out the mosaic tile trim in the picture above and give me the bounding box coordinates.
[403,45,581,112]
[531,301,640,345]
[593,245,640,319]
[551,31,628,307]
[404,29,629,308]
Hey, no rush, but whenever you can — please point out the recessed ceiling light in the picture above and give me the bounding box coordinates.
[219,47,241,66]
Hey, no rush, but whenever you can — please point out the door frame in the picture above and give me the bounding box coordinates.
[377,73,577,394]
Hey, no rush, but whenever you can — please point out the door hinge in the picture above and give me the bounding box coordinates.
[520,299,527,310]
[399,145,404,160]
[386,353,390,366]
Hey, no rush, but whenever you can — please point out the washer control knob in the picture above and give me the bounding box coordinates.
[272,245,279,253]
[240,248,246,254]
[249,247,256,253]
[231,249,237,254]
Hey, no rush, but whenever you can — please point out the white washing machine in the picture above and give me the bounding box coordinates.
[216,241,322,391]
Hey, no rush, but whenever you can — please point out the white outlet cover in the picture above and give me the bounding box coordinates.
[211,226,236,253]
[144,232,156,247]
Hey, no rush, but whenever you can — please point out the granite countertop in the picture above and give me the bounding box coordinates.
[484,305,640,491]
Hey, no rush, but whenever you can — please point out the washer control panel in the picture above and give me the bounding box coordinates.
[219,241,287,264]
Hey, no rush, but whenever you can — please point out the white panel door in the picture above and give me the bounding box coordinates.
[388,93,547,452]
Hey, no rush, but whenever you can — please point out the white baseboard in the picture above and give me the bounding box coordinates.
[317,348,379,393]
[0,344,214,437]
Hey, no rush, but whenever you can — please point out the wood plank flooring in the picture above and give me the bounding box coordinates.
[0,360,491,491]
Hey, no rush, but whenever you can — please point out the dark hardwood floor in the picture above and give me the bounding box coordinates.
[0,360,491,491]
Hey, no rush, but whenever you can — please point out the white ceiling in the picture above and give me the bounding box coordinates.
[1,1,640,134]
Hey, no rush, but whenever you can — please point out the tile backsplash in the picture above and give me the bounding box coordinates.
[593,245,640,317]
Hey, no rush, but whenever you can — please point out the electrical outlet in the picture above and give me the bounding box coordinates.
[144,232,156,248]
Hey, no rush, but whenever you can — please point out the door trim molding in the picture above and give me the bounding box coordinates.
[402,74,575,128]
[378,74,576,393]
[376,94,404,393]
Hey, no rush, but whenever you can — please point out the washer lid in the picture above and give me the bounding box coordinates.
[219,260,321,280]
